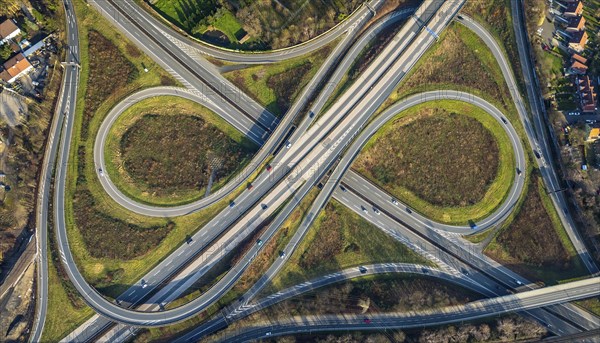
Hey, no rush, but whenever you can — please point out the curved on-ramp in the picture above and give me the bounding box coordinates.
[55,90,526,328]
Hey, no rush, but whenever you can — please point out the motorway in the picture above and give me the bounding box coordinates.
[33,0,600,341]
[222,277,600,342]
[89,7,416,218]
[50,0,459,328]
[104,0,383,64]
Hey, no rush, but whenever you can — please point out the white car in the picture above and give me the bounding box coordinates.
[98,168,104,176]
[286,141,292,148]
[373,207,381,215]
[141,280,148,289]
[391,198,399,205]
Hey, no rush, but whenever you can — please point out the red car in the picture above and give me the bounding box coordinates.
[266,164,273,172]
[247,183,253,190]
[363,318,371,324]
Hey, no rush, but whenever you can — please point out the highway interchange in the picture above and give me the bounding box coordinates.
[29,0,600,342]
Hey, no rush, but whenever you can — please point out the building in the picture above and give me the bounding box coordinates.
[564,1,584,17]
[570,53,588,74]
[566,15,585,32]
[0,53,33,83]
[0,20,20,45]
[570,60,588,74]
[569,30,588,52]
[576,76,597,113]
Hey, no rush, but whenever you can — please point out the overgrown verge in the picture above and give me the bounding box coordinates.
[485,173,587,284]
[263,199,430,294]
[223,41,334,116]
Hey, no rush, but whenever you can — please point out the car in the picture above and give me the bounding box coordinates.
[247,183,254,190]
[363,318,372,324]
[229,201,235,208]
[358,266,367,273]
[392,198,399,205]
[141,279,148,289]
[279,251,286,258]
[461,268,469,275]
[98,168,104,176]
[309,111,314,118]
[501,117,507,124]
[361,206,368,213]
[516,167,521,175]
[186,236,193,244]
[266,164,273,172]
[457,15,463,20]
[256,239,263,246]
[515,279,523,286]
[373,207,381,215]
[159,303,165,311]
[534,150,541,158]
[285,141,292,149]
[421,267,429,273]
[340,185,347,192]
[405,207,412,214]
[266,332,272,336]
[261,203,268,210]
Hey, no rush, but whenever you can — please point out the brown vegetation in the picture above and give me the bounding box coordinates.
[391,24,513,113]
[120,113,254,197]
[261,276,482,317]
[72,188,173,260]
[354,108,500,207]
[461,0,523,90]
[266,62,312,114]
[485,174,584,282]
[234,0,363,49]
[276,315,546,343]
[80,30,136,140]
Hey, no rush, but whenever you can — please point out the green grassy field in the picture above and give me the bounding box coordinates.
[354,100,515,225]
[265,199,431,294]
[576,297,600,317]
[485,174,587,284]
[103,95,257,206]
[223,40,335,116]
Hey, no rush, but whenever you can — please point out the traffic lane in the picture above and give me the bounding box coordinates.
[334,185,593,333]
[93,0,277,128]
[92,86,265,218]
[122,0,384,63]
[54,0,459,328]
[224,278,600,342]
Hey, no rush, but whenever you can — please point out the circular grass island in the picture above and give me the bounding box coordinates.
[353,101,516,225]
[103,96,257,206]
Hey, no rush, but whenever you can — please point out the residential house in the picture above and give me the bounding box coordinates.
[569,30,588,52]
[570,53,588,74]
[564,1,584,17]
[0,53,33,83]
[0,19,20,45]
[577,75,597,113]
[566,15,585,32]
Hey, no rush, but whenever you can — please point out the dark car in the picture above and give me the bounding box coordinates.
[229,201,235,208]
[266,164,273,172]
[247,183,254,190]
[363,318,372,324]
[358,266,367,274]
